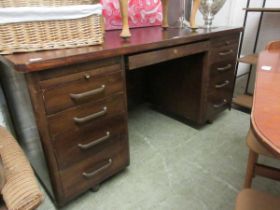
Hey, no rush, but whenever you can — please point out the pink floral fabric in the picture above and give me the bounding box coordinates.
[101,0,162,30]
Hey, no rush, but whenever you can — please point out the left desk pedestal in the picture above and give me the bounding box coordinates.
[0,57,130,207]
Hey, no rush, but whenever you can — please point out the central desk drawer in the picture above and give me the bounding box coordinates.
[47,93,126,137]
[128,41,209,70]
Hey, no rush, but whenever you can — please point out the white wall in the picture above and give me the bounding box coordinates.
[196,0,280,94]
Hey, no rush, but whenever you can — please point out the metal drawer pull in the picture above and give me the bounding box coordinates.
[78,131,110,149]
[215,80,230,89]
[213,99,228,108]
[217,64,232,72]
[84,74,91,80]
[83,158,113,178]
[219,49,233,56]
[74,107,107,124]
[70,85,106,101]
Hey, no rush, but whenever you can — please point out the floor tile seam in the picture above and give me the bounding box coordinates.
[157,192,209,210]
[129,125,197,151]
[131,129,179,188]
[191,146,247,184]
[186,160,239,193]
[128,123,198,138]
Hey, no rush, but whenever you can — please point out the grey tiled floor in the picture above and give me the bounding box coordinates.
[38,105,280,210]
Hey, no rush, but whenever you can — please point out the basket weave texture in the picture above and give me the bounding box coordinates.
[0,0,104,54]
[0,126,43,210]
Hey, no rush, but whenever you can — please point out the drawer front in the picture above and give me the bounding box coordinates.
[60,138,129,199]
[210,60,236,78]
[210,34,240,49]
[47,93,126,137]
[209,69,235,93]
[42,70,124,115]
[210,45,238,63]
[128,41,209,70]
[54,114,127,169]
[210,34,240,64]
[207,91,231,119]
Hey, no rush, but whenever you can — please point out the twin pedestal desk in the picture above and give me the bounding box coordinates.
[1,26,242,206]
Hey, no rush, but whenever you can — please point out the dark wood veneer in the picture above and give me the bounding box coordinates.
[147,53,208,123]
[4,27,242,73]
[43,71,124,114]
[23,57,129,206]
[54,114,127,169]
[60,139,129,200]
[47,93,126,136]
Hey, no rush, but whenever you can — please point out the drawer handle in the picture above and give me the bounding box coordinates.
[219,50,233,56]
[213,99,228,108]
[70,85,106,101]
[84,74,91,80]
[217,64,232,72]
[215,80,230,89]
[83,158,113,178]
[74,107,107,124]
[225,41,231,45]
[78,131,110,150]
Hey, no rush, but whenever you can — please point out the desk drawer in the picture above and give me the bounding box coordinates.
[128,41,209,70]
[209,69,234,92]
[54,114,127,169]
[210,60,236,78]
[207,91,231,119]
[42,69,124,115]
[60,139,129,199]
[47,93,126,137]
[210,34,240,49]
[210,34,239,64]
[210,45,238,63]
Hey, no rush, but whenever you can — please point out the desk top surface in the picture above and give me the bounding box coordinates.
[251,48,280,156]
[1,26,242,73]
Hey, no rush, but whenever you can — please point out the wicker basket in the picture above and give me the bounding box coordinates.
[0,0,104,54]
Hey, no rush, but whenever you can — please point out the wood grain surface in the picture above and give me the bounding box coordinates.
[251,45,280,157]
[2,26,242,73]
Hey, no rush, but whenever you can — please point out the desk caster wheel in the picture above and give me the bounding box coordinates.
[91,184,100,192]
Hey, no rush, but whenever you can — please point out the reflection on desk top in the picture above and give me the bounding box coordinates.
[2,26,242,73]
[251,47,280,157]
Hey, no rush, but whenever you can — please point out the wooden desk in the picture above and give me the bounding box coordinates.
[0,26,242,206]
[251,47,280,158]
